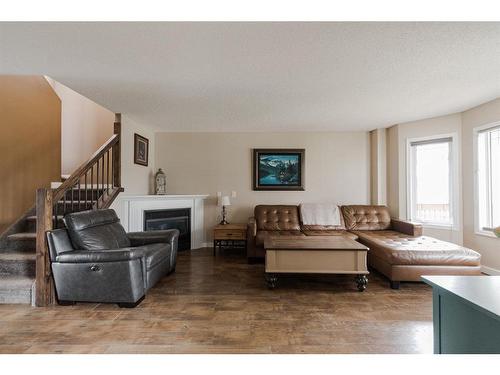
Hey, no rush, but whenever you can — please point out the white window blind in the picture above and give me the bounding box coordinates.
[477,126,500,232]
[408,137,454,226]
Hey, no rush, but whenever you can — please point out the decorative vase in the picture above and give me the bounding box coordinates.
[494,226,500,238]
[155,168,166,195]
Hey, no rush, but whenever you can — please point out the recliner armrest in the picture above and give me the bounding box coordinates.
[127,229,180,247]
[55,248,144,263]
[247,217,257,237]
[391,219,423,237]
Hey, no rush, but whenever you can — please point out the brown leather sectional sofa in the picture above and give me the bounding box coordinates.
[247,204,481,288]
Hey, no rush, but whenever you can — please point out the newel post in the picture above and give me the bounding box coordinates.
[35,188,55,306]
[113,113,121,188]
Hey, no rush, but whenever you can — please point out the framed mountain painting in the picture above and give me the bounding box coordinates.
[253,149,305,191]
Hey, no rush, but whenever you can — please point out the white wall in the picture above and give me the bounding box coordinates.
[462,98,500,273]
[45,77,114,175]
[386,113,464,245]
[387,105,500,273]
[120,115,156,195]
[155,131,370,241]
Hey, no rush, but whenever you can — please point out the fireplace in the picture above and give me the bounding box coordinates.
[144,208,191,251]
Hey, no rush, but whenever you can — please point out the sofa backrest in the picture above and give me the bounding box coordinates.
[63,209,131,250]
[341,205,391,230]
[254,205,301,231]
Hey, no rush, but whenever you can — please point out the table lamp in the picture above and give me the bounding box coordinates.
[219,196,231,225]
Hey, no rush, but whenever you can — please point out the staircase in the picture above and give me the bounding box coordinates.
[0,114,123,306]
[0,187,101,304]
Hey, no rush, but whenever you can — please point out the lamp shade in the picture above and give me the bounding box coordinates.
[221,196,231,207]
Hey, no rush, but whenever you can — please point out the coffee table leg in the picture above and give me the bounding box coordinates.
[265,273,278,289]
[355,275,368,292]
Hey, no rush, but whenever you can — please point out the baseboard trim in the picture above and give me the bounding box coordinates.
[481,265,500,275]
[189,243,212,250]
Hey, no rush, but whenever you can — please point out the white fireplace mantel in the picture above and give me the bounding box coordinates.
[111,194,209,249]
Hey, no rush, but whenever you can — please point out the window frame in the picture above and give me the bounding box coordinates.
[406,133,460,230]
[473,121,500,238]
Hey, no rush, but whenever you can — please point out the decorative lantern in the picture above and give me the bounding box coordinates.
[155,168,166,195]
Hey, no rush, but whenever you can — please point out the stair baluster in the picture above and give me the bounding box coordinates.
[107,149,110,195]
[91,166,94,208]
[34,114,123,306]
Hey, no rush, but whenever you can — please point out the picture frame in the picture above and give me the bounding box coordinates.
[253,148,305,191]
[134,133,149,166]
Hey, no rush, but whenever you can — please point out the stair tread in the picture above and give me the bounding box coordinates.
[0,252,36,261]
[0,276,35,288]
[0,276,33,304]
[7,233,36,240]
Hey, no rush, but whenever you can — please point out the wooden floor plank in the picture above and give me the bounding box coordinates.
[0,247,433,353]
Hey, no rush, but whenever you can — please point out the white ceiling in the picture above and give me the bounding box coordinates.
[1,22,500,132]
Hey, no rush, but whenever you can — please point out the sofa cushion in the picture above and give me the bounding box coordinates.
[255,230,305,247]
[352,230,481,266]
[254,205,301,231]
[341,205,391,230]
[301,224,347,231]
[64,209,131,250]
[302,229,358,240]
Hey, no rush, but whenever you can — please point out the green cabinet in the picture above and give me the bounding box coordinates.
[423,276,500,354]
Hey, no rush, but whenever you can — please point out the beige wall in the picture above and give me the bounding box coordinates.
[385,113,463,245]
[41,79,156,207]
[462,98,500,273]
[120,116,156,195]
[386,125,399,218]
[155,132,370,241]
[46,78,114,175]
[370,128,387,205]
[0,75,61,234]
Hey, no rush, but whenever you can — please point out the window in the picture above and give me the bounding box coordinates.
[476,125,500,233]
[407,136,455,226]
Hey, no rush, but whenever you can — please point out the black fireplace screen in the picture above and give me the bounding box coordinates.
[144,208,191,251]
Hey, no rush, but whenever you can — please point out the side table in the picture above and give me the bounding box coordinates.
[213,223,247,256]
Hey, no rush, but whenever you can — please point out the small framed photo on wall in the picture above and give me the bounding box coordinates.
[134,133,149,166]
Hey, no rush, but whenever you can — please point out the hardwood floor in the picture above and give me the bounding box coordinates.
[0,247,433,354]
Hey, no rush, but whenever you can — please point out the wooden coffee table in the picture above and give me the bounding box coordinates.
[264,236,369,291]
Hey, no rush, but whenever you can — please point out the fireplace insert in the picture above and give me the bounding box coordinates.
[144,208,191,251]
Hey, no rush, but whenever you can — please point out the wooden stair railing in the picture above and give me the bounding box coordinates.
[35,114,123,306]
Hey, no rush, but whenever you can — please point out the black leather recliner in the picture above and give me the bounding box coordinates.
[46,209,179,307]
